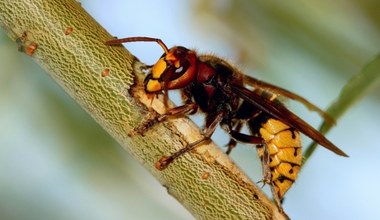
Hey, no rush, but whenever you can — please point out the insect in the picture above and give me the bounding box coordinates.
[105,36,348,211]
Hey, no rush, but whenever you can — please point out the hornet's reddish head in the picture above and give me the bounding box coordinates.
[105,37,198,94]
[144,46,197,93]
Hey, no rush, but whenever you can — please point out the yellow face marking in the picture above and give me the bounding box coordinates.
[165,52,181,68]
[152,58,167,79]
[146,79,162,92]
[174,60,180,68]
[165,52,176,61]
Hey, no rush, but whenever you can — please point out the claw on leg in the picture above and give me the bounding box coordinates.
[155,156,173,170]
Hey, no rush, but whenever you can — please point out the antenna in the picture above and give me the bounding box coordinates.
[105,36,169,54]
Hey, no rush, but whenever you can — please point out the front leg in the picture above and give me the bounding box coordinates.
[133,102,198,135]
[156,111,225,170]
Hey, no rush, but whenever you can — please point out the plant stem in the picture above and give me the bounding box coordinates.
[0,0,287,219]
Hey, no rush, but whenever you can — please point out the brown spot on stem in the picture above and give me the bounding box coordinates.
[101,68,110,77]
[65,26,74,35]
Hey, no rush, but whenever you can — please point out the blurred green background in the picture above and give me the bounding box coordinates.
[1,1,379,219]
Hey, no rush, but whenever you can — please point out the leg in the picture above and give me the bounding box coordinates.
[225,122,242,155]
[270,182,284,214]
[156,112,224,170]
[226,139,237,155]
[228,130,264,145]
[258,144,285,213]
[226,126,286,213]
[224,123,264,153]
[227,129,286,212]
[134,102,198,135]
[256,144,272,186]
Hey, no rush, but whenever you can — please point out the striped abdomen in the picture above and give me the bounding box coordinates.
[256,118,302,199]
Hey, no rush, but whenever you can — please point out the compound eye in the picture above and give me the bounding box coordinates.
[160,60,189,83]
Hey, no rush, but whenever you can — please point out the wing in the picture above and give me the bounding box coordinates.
[230,83,348,157]
[242,74,336,125]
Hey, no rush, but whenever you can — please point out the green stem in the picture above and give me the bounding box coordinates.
[304,54,380,165]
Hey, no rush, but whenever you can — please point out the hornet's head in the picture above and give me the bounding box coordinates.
[144,46,197,93]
